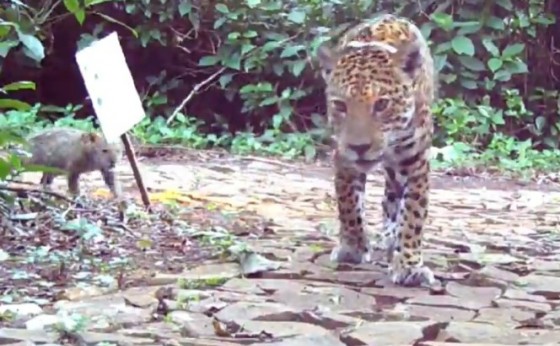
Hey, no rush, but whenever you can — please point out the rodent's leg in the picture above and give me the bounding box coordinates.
[40,174,55,191]
[330,162,372,264]
[67,172,81,196]
[100,168,121,197]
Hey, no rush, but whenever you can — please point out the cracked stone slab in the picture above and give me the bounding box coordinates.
[342,321,436,345]
[10,155,560,346]
[251,333,346,346]
[438,322,529,343]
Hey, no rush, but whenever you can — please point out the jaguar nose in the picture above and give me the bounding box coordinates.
[348,143,371,156]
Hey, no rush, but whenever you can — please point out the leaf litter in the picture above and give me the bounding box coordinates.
[0,183,266,308]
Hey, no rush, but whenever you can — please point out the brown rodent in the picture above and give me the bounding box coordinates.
[24,127,123,197]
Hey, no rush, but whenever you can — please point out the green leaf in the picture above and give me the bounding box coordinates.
[262,40,282,52]
[0,130,27,147]
[493,69,511,82]
[243,30,258,38]
[291,60,306,77]
[215,4,229,13]
[2,81,35,92]
[439,73,457,84]
[496,0,513,10]
[189,12,200,31]
[241,43,255,56]
[457,56,485,71]
[485,16,505,30]
[433,54,448,72]
[535,116,546,131]
[507,60,528,74]
[16,31,45,62]
[218,73,233,88]
[228,32,241,40]
[0,40,19,58]
[280,45,304,58]
[502,43,525,58]
[63,0,80,13]
[490,112,505,125]
[0,98,32,111]
[434,42,451,54]
[85,0,113,5]
[482,38,500,57]
[453,21,480,28]
[460,79,477,90]
[259,96,278,107]
[198,55,220,66]
[24,164,65,175]
[420,22,434,38]
[214,17,227,29]
[74,9,86,25]
[533,15,555,26]
[431,13,453,30]
[272,63,283,76]
[223,53,241,70]
[0,160,11,180]
[246,0,261,8]
[304,144,317,161]
[272,113,284,129]
[457,23,482,36]
[487,58,503,72]
[178,2,191,16]
[287,10,306,24]
[239,84,254,94]
[451,36,475,56]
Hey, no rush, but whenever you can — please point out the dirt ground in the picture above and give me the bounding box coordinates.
[1,148,560,345]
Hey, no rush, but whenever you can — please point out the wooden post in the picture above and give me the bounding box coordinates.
[120,133,150,208]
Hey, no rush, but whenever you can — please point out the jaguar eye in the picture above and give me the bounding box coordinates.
[373,98,390,113]
[331,100,347,114]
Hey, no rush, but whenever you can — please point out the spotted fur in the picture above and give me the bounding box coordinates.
[316,14,436,286]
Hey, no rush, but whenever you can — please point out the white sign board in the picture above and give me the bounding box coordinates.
[75,32,145,142]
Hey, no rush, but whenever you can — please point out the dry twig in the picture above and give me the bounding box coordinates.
[167,67,227,125]
[0,185,74,203]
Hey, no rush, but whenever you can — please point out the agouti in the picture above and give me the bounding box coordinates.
[24,127,123,197]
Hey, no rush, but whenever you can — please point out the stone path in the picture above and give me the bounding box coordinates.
[2,150,560,345]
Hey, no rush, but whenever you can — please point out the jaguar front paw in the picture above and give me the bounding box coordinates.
[330,242,372,264]
[389,251,435,287]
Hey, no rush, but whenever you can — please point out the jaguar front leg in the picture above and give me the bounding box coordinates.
[377,165,403,262]
[330,160,373,264]
[386,149,435,287]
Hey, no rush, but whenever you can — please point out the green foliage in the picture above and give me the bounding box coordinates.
[0,106,318,162]
[425,0,558,155]
[0,80,37,184]
[131,113,319,160]
[0,2,50,66]
[118,0,333,145]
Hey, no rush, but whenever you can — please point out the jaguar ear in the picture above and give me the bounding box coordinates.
[392,38,424,79]
[316,42,337,81]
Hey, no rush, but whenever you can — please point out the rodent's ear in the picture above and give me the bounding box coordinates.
[316,42,337,81]
[392,38,423,79]
[81,132,99,144]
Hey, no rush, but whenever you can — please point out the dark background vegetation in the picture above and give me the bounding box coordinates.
[1,0,560,171]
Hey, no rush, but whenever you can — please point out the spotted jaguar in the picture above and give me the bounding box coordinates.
[316,14,437,286]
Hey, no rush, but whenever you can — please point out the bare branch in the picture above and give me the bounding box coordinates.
[167,67,226,125]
